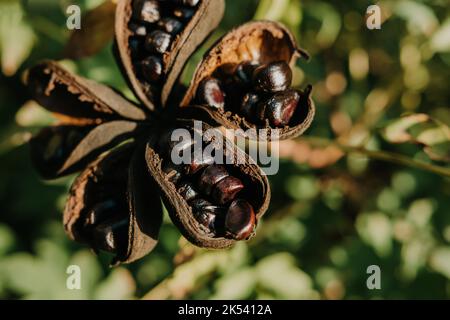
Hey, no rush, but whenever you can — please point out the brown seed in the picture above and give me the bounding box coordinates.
[141,55,163,83]
[264,89,300,127]
[187,152,215,174]
[225,199,256,240]
[198,165,229,195]
[145,30,172,54]
[196,77,225,109]
[253,61,292,93]
[212,176,244,205]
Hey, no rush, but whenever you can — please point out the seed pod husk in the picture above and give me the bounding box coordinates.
[114,0,225,110]
[24,60,146,121]
[64,143,163,265]
[179,21,315,140]
[145,119,270,249]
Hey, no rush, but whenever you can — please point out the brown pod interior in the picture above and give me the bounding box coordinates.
[64,143,163,265]
[180,21,315,140]
[114,0,225,111]
[145,120,270,249]
[24,60,146,122]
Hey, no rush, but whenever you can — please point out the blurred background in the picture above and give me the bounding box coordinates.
[0,0,449,299]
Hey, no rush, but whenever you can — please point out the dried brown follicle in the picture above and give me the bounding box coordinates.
[25,61,147,179]
[114,0,225,110]
[64,143,163,265]
[180,21,315,140]
[144,120,270,249]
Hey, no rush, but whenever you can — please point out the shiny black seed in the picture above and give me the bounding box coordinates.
[225,199,256,241]
[264,89,300,127]
[134,0,161,24]
[178,182,199,202]
[253,61,292,93]
[141,56,163,83]
[235,61,259,85]
[129,22,147,36]
[198,165,229,195]
[211,176,244,205]
[240,92,260,121]
[145,30,172,54]
[196,77,225,109]
[157,17,183,35]
[92,217,129,253]
[84,200,118,227]
[173,7,195,20]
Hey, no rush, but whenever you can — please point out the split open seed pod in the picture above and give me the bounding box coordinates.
[64,143,163,265]
[24,61,146,179]
[145,119,270,249]
[179,21,315,140]
[114,0,225,110]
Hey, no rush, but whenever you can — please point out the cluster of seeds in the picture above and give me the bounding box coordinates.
[196,61,302,127]
[128,0,200,85]
[159,128,256,240]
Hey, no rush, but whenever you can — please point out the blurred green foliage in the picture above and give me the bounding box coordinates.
[0,0,450,299]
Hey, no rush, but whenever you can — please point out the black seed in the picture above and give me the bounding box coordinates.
[129,22,147,37]
[235,61,259,85]
[253,61,292,93]
[211,176,244,205]
[134,0,161,24]
[141,56,163,83]
[264,89,300,127]
[240,92,260,121]
[178,181,199,202]
[84,200,118,227]
[157,17,183,35]
[145,30,172,54]
[225,199,256,241]
[92,217,129,253]
[198,165,229,195]
[173,7,195,20]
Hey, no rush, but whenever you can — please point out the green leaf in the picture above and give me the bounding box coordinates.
[381,114,450,162]
[0,0,35,76]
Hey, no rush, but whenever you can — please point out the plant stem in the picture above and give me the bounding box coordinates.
[299,136,450,178]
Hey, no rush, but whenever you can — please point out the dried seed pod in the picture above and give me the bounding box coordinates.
[253,61,292,93]
[145,120,270,249]
[64,144,163,265]
[30,122,138,179]
[24,61,146,121]
[225,199,256,240]
[179,21,315,140]
[114,0,225,110]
